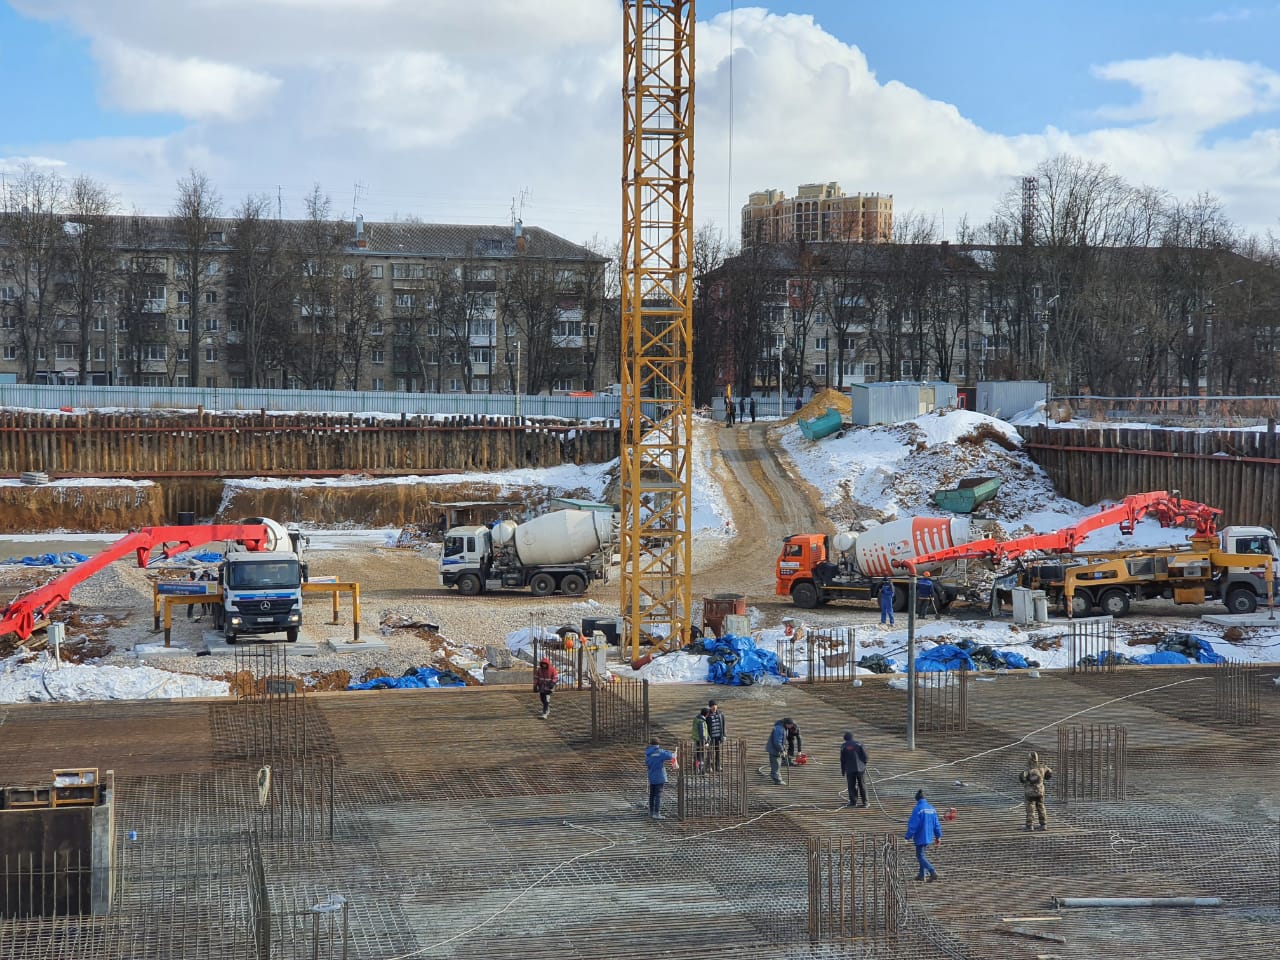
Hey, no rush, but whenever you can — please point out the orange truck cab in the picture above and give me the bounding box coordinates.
[776,533,906,610]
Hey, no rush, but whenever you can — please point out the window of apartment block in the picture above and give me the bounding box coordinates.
[175,261,189,278]
[372,349,385,364]
[812,363,827,377]
[471,377,488,392]
[144,375,166,387]
[205,316,219,332]
[36,348,47,361]
[425,322,440,337]
[470,347,491,364]
[205,377,218,388]
[371,321,384,336]
[142,344,166,361]
[392,263,426,280]
[205,347,218,363]
[92,315,106,331]
[93,346,105,361]
[0,285,17,301]
[178,290,191,304]
[373,295,384,308]
[176,315,190,333]
[0,315,13,329]
[370,265,384,279]
[231,376,247,389]
[862,362,877,379]
[342,264,355,279]
[206,261,219,276]
[177,348,190,362]
[372,378,384,391]
[56,343,77,360]
[814,337,828,350]
[204,290,218,304]
[2,346,15,361]
[447,378,461,392]
[394,294,415,308]
[552,378,578,392]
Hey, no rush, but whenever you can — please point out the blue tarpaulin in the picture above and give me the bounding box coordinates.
[915,644,977,672]
[1157,633,1225,664]
[2,552,90,566]
[1133,650,1192,665]
[704,635,789,686]
[348,667,466,690]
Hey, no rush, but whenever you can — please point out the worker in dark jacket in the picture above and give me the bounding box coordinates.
[766,718,788,784]
[533,657,558,719]
[904,789,942,881]
[839,732,869,807]
[917,575,940,619]
[706,699,726,772]
[692,708,710,773]
[784,719,803,764]
[1018,751,1054,830]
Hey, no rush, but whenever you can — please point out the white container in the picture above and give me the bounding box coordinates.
[843,517,973,578]
[510,510,616,566]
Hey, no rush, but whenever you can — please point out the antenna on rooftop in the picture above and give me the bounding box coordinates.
[352,181,366,221]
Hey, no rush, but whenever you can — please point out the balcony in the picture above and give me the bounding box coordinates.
[391,277,426,290]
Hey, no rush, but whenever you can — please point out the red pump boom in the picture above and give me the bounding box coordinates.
[0,524,272,642]
[893,491,1221,574]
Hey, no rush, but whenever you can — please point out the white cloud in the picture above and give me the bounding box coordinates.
[8,3,1280,243]
[1092,54,1280,130]
[95,41,281,119]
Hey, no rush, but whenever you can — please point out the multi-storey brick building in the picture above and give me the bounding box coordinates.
[0,214,612,393]
[740,183,893,248]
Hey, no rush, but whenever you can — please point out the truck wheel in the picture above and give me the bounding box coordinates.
[224,630,237,646]
[560,573,587,596]
[1099,589,1130,618]
[791,582,819,609]
[456,573,482,596]
[285,627,299,643]
[938,589,956,611]
[892,585,909,613]
[1225,588,1258,615]
[529,573,557,597]
[1064,593,1092,617]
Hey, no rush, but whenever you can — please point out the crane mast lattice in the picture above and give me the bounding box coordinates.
[620,0,695,659]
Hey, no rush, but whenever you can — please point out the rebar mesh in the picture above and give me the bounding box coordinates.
[1067,616,1117,673]
[675,738,749,819]
[1214,659,1261,725]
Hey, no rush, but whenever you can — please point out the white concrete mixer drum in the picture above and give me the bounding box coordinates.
[832,532,856,554]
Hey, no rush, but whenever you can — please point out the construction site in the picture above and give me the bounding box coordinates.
[2,4,1278,958]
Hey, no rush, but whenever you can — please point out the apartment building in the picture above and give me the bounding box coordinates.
[740,183,893,248]
[0,214,611,394]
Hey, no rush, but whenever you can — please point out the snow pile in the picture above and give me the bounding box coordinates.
[0,653,229,702]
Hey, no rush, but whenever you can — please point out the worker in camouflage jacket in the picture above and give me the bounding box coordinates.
[1018,751,1053,831]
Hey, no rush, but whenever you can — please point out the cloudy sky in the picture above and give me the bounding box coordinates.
[2,0,1278,247]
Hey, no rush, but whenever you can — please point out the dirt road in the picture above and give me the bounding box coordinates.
[691,419,831,617]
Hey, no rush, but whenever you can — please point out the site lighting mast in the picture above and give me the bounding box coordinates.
[620,0,695,660]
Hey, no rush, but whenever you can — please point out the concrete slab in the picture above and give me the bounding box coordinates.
[1200,612,1280,627]
[325,636,390,655]
[133,641,203,659]
[201,630,323,657]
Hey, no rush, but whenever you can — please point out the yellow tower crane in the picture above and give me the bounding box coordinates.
[620,1,695,661]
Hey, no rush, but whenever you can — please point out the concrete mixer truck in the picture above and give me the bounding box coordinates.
[440,508,618,597]
[776,517,975,610]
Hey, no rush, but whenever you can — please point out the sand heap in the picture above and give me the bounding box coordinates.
[792,387,853,423]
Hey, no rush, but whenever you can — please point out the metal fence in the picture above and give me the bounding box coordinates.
[1,851,92,920]
[1056,723,1128,803]
[807,834,904,942]
[0,382,623,421]
[1214,660,1261,726]
[675,739,749,820]
[1066,616,1117,673]
[914,667,969,735]
[589,672,649,744]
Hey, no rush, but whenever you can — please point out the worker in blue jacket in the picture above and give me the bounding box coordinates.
[917,575,940,619]
[904,789,942,881]
[644,737,677,819]
[878,580,895,626]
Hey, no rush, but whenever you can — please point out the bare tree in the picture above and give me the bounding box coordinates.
[1,165,66,382]
[501,256,567,394]
[336,261,383,389]
[172,169,222,385]
[225,195,296,386]
[287,187,346,389]
[63,176,118,383]
[691,224,728,406]
[115,215,170,385]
